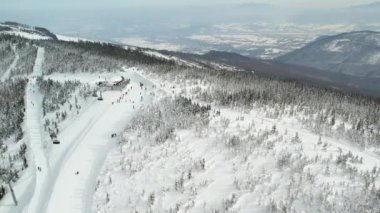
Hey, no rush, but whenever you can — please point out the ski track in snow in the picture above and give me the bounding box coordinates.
[1,44,19,81]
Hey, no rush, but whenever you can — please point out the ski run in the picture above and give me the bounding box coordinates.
[23,47,50,213]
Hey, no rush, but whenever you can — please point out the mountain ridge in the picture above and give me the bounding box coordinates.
[156,49,380,98]
[0,21,57,40]
[276,30,380,78]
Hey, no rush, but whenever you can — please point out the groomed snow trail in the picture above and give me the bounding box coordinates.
[23,47,50,213]
[42,71,153,213]
[1,44,19,81]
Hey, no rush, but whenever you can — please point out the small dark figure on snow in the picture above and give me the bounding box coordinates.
[75,171,79,175]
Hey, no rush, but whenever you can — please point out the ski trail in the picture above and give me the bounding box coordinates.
[45,71,154,213]
[1,44,19,81]
[23,47,50,213]
[40,103,110,212]
[31,47,44,77]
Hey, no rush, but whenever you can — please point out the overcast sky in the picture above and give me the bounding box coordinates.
[1,0,377,10]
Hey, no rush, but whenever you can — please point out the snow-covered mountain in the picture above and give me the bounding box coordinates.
[0,23,380,213]
[277,31,380,78]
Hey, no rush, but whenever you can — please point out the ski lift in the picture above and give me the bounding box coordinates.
[53,139,60,144]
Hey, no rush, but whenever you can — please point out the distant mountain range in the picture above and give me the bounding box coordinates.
[158,30,380,97]
[157,49,380,98]
[277,31,380,78]
[1,21,379,98]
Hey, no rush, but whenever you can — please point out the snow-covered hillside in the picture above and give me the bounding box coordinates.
[0,31,175,212]
[277,31,380,77]
[93,67,380,212]
[0,36,159,213]
[95,99,380,212]
[0,22,56,40]
[0,22,93,42]
[0,25,379,213]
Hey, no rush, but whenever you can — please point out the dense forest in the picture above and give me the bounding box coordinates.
[0,80,26,143]
[126,96,210,144]
[37,78,90,114]
[0,35,37,78]
[38,40,175,74]
[142,65,380,150]
[1,34,176,76]
[0,79,27,200]
[0,40,15,76]
[12,43,36,77]
[37,78,93,145]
